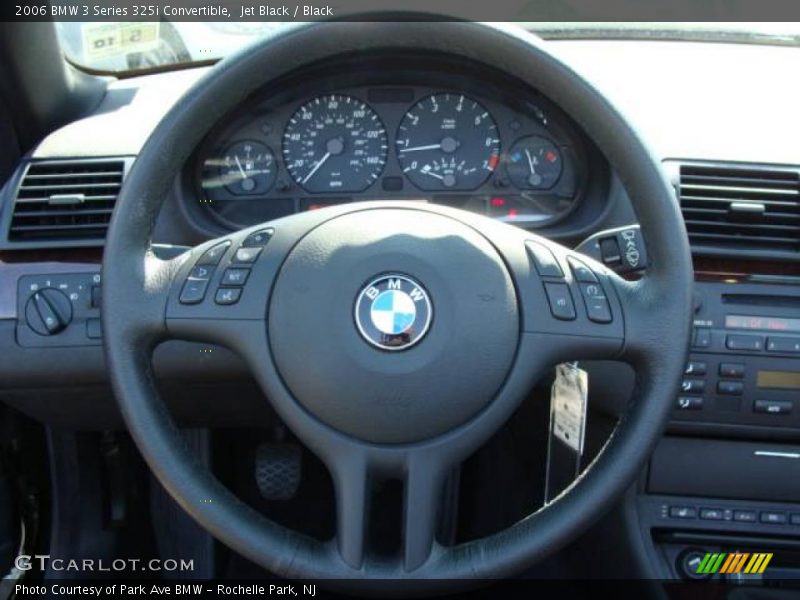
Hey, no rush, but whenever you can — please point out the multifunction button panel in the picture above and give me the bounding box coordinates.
[178,228,273,308]
[16,272,103,347]
[526,241,613,325]
[640,495,800,539]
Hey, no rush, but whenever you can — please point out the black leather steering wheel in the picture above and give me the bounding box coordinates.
[102,21,692,587]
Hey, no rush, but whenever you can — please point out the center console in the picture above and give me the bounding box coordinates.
[673,276,800,435]
[640,266,800,585]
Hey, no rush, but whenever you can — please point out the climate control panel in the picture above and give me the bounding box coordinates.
[16,272,102,347]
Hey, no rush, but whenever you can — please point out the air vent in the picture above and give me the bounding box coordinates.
[8,159,126,244]
[676,163,800,255]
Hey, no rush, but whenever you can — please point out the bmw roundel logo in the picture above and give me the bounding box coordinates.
[355,274,433,351]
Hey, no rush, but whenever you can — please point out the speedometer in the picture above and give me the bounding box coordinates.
[282,94,388,193]
[396,93,500,191]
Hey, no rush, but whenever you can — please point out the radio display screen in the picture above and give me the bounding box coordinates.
[757,370,800,390]
[725,314,800,333]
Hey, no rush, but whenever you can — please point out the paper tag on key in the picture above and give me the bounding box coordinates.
[550,363,588,454]
[545,363,588,503]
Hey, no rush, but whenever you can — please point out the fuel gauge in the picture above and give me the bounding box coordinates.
[505,136,563,190]
[203,140,277,196]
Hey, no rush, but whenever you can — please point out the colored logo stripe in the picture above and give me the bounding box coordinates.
[697,552,772,575]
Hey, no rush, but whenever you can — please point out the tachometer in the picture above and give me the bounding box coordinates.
[282,94,388,193]
[396,93,500,191]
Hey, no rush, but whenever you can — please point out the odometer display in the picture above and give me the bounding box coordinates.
[282,94,388,193]
[396,93,500,191]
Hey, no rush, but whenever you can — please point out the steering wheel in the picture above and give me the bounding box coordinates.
[102,21,692,587]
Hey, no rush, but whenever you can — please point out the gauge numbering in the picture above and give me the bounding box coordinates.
[282,94,388,193]
[396,93,501,191]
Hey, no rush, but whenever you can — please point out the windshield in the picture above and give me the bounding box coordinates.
[55,21,800,74]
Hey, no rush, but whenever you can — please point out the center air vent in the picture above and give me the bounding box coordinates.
[673,162,800,256]
[7,159,128,245]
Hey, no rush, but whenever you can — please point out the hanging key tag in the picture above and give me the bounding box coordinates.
[545,362,589,504]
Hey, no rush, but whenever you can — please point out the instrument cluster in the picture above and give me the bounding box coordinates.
[194,80,590,230]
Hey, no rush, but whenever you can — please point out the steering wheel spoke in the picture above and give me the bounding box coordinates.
[402,451,450,571]
[329,447,371,569]
[324,443,454,574]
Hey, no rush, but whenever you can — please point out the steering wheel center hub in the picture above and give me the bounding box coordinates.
[268,208,519,444]
[354,273,433,350]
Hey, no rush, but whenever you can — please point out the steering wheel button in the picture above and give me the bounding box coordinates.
[221,268,250,286]
[567,257,598,283]
[233,247,262,263]
[579,283,612,323]
[189,265,214,280]
[543,282,576,320]
[526,241,563,278]
[197,241,231,266]
[243,228,275,247]
[179,279,209,305]
[215,287,242,305]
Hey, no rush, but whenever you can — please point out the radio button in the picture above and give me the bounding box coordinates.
[733,510,757,523]
[676,396,703,410]
[700,508,725,521]
[726,334,764,352]
[693,328,711,348]
[717,381,744,396]
[681,379,706,394]
[669,506,697,519]
[685,361,707,376]
[760,511,788,525]
[754,399,793,415]
[719,363,745,378]
[766,337,800,354]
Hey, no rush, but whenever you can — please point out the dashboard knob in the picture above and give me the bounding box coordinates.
[25,288,73,335]
[677,548,713,581]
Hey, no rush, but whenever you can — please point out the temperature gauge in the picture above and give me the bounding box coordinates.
[505,136,563,190]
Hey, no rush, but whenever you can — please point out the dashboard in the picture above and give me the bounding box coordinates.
[0,33,800,584]
[188,56,601,231]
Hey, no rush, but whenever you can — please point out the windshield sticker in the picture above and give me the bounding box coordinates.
[80,22,160,62]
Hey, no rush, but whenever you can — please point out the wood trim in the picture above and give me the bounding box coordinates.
[694,256,800,281]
